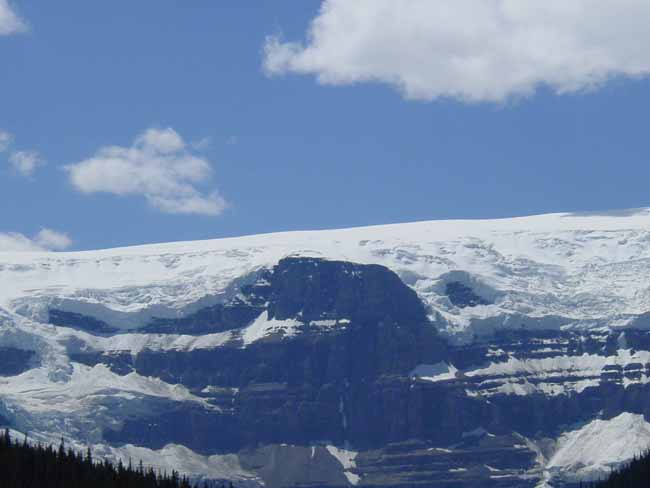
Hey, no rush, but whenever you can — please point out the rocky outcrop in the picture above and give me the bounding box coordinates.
[0,347,36,376]
[48,309,118,334]
[91,258,449,454]
[444,281,490,308]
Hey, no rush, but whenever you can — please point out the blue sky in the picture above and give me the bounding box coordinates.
[2,1,650,251]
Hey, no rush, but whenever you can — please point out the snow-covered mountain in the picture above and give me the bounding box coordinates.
[6,208,650,340]
[3,208,650,486]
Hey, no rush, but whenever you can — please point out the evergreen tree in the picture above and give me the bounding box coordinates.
[591,449,650,488]
[0,432,234,488]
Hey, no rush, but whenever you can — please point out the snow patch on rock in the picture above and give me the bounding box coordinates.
[411,362,458,382]
[241,311,302,345]
[546,412,650,482]
[103,443,259,484]
[326,445,360,485]
[463,349,650,397]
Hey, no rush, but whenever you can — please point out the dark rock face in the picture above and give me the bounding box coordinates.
[103,401,242,453]
[356,436,539,488]
[98,258,448,455]
[0,348,37,376]
[142,298,267,335]
[444,281,489,308]
[269,259,427,324]
[48,309,118,334]
[240,444,353,488]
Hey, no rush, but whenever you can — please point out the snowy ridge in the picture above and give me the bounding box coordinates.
[3,208,650,342]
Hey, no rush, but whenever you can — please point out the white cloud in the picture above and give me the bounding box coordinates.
[263,0,650,103]
[0,130,13,152]
[0,229,72,252]
[137,127,185,153]
[0,233,41,252]
[9,150,44,176]
[1,131,44,177]
[0,0,26,35]
[34,228,73,251]
[65,128,227,216]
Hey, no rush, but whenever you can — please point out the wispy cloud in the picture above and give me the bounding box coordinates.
[264,0,650,103]
[9,150,44,177]
[0,228,72,252]
[65,127,227,216]
[33,228,72,251]
[1,129,45,177]
[0,0,27,36]
[0,130,13,152]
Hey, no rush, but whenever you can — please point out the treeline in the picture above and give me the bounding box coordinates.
[586,450,650,488]
[0,430,233,488]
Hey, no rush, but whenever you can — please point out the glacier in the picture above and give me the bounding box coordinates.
[5,208,650,340]
[2,208,650,485]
